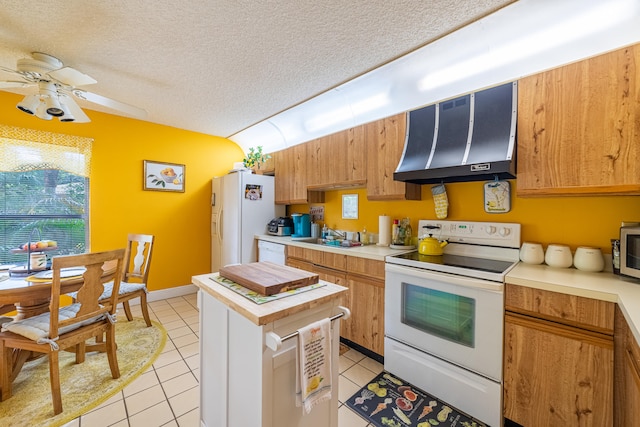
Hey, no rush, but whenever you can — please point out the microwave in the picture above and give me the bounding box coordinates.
[620,226,640,279]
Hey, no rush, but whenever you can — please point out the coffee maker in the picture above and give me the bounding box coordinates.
[291,213,311,237]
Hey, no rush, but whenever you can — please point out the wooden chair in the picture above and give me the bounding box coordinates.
[0,248,125,415]
[101,234,154,327]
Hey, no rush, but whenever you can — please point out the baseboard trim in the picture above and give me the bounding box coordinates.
[127,284,199,305]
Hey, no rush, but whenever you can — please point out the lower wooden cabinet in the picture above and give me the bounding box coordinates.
[614,305,640,425]
[286,245,385,356]
[344,272,384,355]
[504,312,614,426]
[504,284,614,427]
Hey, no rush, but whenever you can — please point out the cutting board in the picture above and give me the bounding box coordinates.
[218,261,319,296]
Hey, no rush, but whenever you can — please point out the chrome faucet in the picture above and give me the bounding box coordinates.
[326,228,346,240]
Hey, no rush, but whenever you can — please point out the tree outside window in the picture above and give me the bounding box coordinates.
[0,126,91,268]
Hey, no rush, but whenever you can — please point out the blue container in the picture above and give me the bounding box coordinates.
[291,213,311,237]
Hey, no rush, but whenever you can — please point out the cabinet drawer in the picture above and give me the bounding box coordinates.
[505,284,614,334]
[346,256,385,280]
[286,246,323,264]
[286,258,313,272]
[322,252,347,271]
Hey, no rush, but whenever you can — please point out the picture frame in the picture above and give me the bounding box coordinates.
[342,194,358,219]
[143,160,185,192]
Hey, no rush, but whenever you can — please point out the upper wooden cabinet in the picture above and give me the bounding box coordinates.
[365,113,421,200]
[272,113,422,202]
[306,125,367,190]
[517,44,640,196]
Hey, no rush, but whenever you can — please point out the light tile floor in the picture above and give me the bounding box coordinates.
[62,292,381,427]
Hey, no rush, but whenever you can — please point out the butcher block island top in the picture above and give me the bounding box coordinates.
[192,268,346,326]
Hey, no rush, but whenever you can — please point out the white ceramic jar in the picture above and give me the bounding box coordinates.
[545,244,573,268]
[520,242,545,264]
[573,246,605,272]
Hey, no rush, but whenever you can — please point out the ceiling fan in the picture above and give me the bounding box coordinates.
[0,52,147,123]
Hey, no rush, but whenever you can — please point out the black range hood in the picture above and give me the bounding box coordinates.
[394,82,517,184]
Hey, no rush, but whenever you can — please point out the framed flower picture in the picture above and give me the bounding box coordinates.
[143,160,185,192]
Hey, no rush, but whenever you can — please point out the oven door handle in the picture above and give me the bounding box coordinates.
[385,263,504,292]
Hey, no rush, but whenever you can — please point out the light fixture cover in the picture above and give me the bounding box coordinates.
[16,94,40,115]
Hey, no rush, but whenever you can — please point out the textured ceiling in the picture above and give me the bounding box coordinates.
[0,0,514,138]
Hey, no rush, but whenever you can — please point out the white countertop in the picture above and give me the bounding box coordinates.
[256,234,412,261]
[507,263,640,344]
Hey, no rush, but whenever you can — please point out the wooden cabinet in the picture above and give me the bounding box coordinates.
[273,147,324,204]
[344,272,384,355]
[273,113,421,202]
[365,113,421,200]
[306,126,367,190]
[614,305,640,425]
[517,44,640,196]
[504,284,614,426]
[286,245,385,356]
[274,146,305,204]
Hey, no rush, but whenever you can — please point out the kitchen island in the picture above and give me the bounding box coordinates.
[192,272,347,427]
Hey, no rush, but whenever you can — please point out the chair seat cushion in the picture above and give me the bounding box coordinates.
[68,281,147,301]
[1,304,103,342]
[98,281,147,300]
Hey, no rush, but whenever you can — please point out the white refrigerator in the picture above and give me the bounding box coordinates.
[211,172,284,273]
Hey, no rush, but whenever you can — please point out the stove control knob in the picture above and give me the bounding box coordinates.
[486,226,496,235]
[499,227,511,237]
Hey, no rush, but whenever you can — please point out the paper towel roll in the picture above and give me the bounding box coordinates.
[378,215,391,246]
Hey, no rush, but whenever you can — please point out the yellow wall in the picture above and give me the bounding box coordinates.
[1,91,244,290]
[291,183,640,254]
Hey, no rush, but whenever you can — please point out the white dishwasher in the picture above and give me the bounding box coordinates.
[258,240,286,265]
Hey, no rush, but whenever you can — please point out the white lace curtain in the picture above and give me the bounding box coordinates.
[0,125,93,177]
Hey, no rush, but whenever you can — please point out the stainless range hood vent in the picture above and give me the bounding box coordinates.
[394,82,517,184]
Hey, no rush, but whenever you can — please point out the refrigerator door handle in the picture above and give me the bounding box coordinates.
[218,208,223,241]
[212,192,216,207]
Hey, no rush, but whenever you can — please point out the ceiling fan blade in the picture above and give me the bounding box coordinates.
[71,89,147,118]
[0,65,27,78]
[49,67,97,87]
[0,80,33,89]
[59,94,91,123]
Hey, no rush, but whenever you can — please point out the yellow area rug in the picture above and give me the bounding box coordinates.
[0,318,167,427]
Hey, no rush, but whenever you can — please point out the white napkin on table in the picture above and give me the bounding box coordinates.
[296,317,332,414]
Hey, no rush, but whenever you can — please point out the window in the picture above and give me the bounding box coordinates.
[0,125,92,268]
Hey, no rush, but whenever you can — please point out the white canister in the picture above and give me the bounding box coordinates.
[30,252,47,270]
[573,246,605,272]
[545,244,573,268]
[520,242,545,264]
[311,223,320,239]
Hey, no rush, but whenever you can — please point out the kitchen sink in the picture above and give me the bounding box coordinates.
[293,237,363,248]
[314,239,362,248]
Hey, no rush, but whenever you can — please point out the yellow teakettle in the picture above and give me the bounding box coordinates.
[418,235,448,256]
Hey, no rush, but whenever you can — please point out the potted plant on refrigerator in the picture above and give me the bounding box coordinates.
[242,146,271,174]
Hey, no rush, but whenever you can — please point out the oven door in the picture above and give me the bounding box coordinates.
[385,262,503,381]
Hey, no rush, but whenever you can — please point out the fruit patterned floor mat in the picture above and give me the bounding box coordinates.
[346,371,487,427]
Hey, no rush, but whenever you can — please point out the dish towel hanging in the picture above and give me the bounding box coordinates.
[296,317,332,414]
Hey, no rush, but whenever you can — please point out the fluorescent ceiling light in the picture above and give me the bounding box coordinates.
[418,0,635,91]
[230,0,640,154]
[304,92,389,133]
